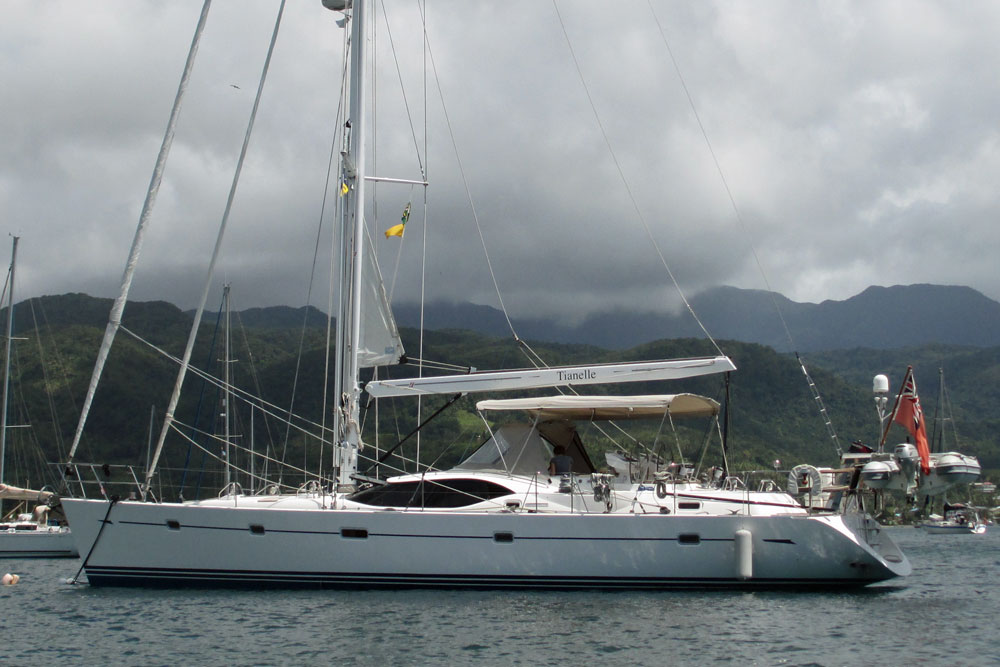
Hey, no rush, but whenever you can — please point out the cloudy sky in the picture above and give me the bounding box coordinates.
[3,0,999,323]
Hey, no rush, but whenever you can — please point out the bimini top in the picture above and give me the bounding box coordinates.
[475,394,720,421]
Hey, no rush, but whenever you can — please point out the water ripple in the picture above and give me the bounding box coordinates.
[2,528,999,665]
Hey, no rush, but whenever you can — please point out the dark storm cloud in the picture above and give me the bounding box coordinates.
[3,0,999,322]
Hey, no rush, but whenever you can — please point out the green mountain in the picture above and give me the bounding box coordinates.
[3,293,997,500]
[394,284,1000,351]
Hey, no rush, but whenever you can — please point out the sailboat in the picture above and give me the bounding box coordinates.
[61,0,909,587]
[916,368,986,535]
[0,237,77,558]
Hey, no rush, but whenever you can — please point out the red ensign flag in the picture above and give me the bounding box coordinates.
[893,366,931,474]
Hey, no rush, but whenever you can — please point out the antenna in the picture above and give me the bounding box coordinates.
[873,374,890,451]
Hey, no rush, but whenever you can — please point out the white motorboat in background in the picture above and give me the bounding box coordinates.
[917,505,987,535]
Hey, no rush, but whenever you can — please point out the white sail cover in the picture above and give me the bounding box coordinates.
[358,239,403,367]
[365,356,736,397]
[476,394,720,421]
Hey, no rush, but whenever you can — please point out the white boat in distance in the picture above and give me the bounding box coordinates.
[62,0,909,588]
[0,484,77,559]
[917,505,987,535]
[0,238,77,558]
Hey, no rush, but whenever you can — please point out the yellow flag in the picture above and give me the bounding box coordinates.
[385,202,410,238]
[341,181,349,196]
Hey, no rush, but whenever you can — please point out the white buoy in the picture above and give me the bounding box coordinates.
[735,530,753,580]
[1,573,20,585]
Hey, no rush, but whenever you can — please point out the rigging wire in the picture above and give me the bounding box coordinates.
[379,0,427,181]
[645,1,841,455]
[178,290,224,498]
[7,341,56,490]
[646,0,788,346]
[67,0,213,465]
[552,0,724,359]
[169,420,321,492]
[172,404,434,489]
[232,308,280,479]
[145,0,288,493]
[117,325,330,443]
[405,1,559,376]
[26,299,69,465]
[275,66,348,482]
[415,3,518,342]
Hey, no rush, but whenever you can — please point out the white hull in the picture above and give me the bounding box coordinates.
[0,526,78,558]
[63,498,908,588]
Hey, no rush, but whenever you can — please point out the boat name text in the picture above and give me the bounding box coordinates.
[558,369,597,382]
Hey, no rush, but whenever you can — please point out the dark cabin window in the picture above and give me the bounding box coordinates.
[341,528,368,539]
[348,479,514,508]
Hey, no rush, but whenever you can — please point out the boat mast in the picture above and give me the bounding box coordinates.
[930,367,949,453]
[333,0,368,490]
[143,2,285,498]
[65,2,212,467]
[222,283,232,491]
[0,236,17,486]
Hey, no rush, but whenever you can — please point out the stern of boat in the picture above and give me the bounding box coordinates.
[823,512,911,579]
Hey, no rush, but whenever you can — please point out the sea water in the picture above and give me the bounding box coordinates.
[2,527,998,666]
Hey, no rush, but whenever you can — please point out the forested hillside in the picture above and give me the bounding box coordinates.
[4,294,997,500]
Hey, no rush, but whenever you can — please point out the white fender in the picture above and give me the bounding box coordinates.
[735,529,753,580]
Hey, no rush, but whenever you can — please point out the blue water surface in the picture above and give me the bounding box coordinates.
[1,527,997,666]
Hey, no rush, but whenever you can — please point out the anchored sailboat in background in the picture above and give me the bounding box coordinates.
[914,368,986,534]
[0,237,77,558]
[61,0,910,588]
